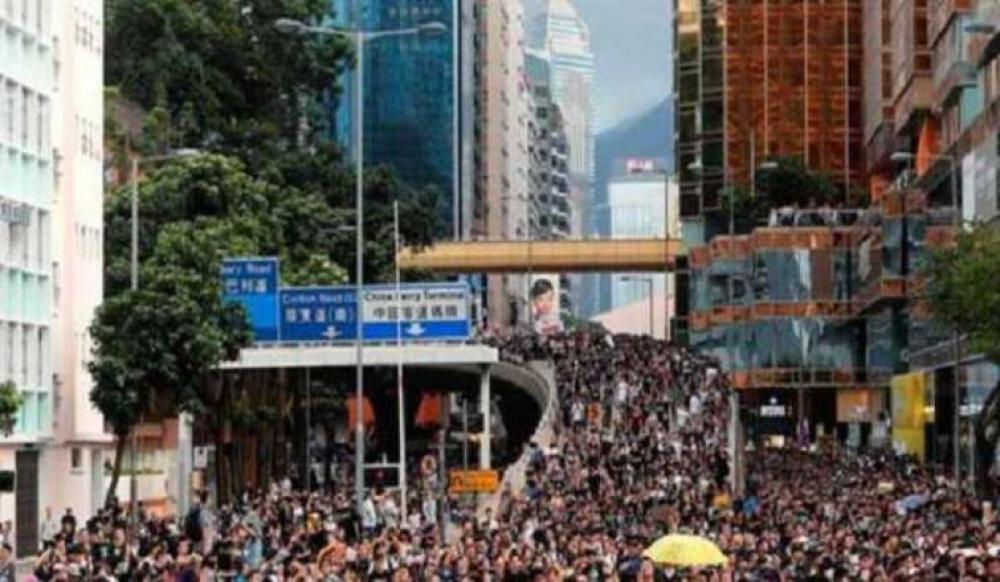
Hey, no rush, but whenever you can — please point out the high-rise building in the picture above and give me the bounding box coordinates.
[474,0,532,326]
[608,171,667,310]
[862,0,897,188]
[526,50,573,316]
[675,0,864,243]
[544,0,594,315]
[545,0,594,180]
[331,0,464,238]
[0,0,106,556]
[0,0,56,556]
[48,0,108,535]
[526,51,572,243]
[853,0,1000,467]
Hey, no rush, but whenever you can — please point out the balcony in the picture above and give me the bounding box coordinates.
[934,59,976,108]
[928,0,974,45]
[730,368,884,390]
[893,75,935,133]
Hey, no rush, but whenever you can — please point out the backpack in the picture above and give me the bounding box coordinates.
[184,506,203,542]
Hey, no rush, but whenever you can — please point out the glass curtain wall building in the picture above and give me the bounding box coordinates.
[330,0,461,238]
[675,0,864,242]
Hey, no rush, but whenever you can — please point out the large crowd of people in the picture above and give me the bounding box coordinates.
[19,329,1000,580]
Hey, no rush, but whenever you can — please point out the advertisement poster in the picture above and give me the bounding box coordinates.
[530,274,564,336]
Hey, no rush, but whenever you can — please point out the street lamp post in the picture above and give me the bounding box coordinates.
[128,148,201,542]
[392,201,408,520]
[275,17,446,513]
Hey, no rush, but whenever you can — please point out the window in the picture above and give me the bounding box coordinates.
[1,82,14,144]
[70,447,82,472]
[37,96,47,155]
[21,88,30,149]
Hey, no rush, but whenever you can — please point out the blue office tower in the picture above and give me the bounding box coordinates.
[330,0,465,238]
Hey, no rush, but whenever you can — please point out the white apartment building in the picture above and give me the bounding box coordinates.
[0,0,105,556]
[47,0,108,532]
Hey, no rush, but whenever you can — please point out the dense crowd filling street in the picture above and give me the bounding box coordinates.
[16,331,1000,580]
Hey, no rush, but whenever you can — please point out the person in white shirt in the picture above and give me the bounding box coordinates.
[422,493,437,529]
[40,506,59,547]
[379,493,399,531]
[361,492,379,537]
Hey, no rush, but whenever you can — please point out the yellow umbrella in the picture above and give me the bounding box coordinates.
[643,534,728,567]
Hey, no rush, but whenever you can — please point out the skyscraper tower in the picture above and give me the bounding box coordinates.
[545,0,595,315]
[545,0,594,194]
[330,0,464,238]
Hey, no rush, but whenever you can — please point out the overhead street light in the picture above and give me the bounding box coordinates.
[274,18,310,35]
[275,16,447,516]
[128,147,203,541]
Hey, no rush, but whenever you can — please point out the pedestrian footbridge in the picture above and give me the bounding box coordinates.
[397,238,687,273]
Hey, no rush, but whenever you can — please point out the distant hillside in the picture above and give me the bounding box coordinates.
[594,98,674,229]
[584,98,673,317]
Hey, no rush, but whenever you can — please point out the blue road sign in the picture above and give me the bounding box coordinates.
[279,287,359,342]
[224,256,472,344]
[276,282,471,343]
[360,282,471,341]
[221,258,280,342]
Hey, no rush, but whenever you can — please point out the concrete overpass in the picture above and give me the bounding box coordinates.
[222,343,500,466]
[220,343,499,370]
[398,238,687,273]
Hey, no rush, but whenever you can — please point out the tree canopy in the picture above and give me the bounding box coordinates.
[921,223,1000,362]
[717,157,849,232]
[106,0,350,160]
[94,0,446,500]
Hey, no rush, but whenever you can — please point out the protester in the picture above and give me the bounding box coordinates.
[31,329,1000,580]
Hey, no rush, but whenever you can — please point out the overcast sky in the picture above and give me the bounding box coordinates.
[573,0,672,132]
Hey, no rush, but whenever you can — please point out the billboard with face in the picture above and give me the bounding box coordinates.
[530,274,564,335]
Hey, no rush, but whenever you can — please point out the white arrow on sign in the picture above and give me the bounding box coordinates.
[321,326,342,340]
[406,322,426,336]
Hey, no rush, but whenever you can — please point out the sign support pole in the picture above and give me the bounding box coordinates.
[394,201,408,521]
[479,365,491,470]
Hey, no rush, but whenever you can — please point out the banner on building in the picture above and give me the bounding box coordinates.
[891,372,927,460]
[836,389,884,423]
[529,274,564,336]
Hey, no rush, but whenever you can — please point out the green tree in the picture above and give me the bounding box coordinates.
[106,0,349,158]
[921,224,1000,361]
[99,0,446,500]
[89,276,251,506]
[753,156,840,209]
[93,153,441,500]
[0,381,24,437]
[717,156,843,233]
[921,223,1000,494]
